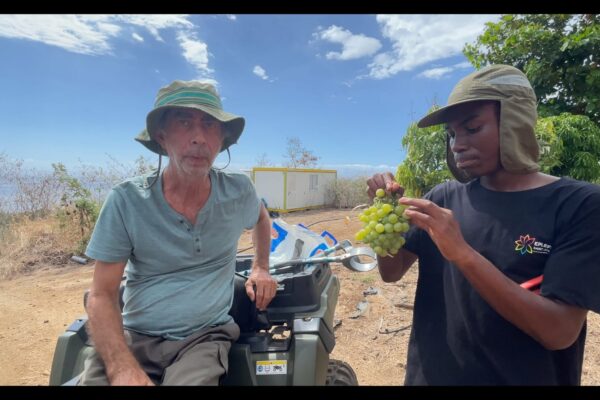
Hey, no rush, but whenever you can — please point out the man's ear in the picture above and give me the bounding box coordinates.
[155,130,166,147]
[153,131,168,155]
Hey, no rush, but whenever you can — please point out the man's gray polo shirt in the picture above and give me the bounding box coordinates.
[85,168,261,340]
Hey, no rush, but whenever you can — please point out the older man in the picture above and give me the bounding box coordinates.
[79,81,277,385]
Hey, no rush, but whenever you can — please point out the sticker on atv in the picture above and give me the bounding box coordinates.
[256,360,287,375]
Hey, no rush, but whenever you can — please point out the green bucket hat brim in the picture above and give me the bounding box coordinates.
[140,105,244,156]
[135,80,245,156]
[135,128,165,155]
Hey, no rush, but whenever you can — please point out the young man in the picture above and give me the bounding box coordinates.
[368,65,600,385]
[80,80,277,385]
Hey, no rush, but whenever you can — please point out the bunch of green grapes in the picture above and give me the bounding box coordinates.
[354,188,410,257]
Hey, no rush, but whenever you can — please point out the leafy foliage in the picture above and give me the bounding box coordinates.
[395,107,454,197]
[52,163,100,254]
[395,111,600,193]
[536,113,600,183]
[464,14,600,125]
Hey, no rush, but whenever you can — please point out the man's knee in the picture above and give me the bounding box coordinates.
[162,340,229,385]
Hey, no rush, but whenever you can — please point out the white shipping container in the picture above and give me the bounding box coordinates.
[251,167,336,213]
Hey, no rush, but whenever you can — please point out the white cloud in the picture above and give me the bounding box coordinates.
[177,30,213,76]
[418,61,475,80]
[253,65,269,80]
[0,15,192,55]
[0,14,214,78]
[226,15,237,21]
[368,14,499,79]
[315,25,382,61]
[0,15,118,55]
[96,22,121,36]
[418,66,453,79]
[453,61,473,69]
[114,15,191,42]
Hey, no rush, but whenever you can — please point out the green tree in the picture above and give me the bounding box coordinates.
[536,113,600,183]
[395,107,453,197]
[52,163,100,254]
[464,14,600,124]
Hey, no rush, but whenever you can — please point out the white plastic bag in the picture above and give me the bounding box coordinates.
[269,218,334,265]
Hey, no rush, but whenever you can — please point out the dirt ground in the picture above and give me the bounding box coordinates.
[0,208,599,386]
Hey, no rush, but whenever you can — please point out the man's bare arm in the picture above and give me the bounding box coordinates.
[246,204,277,310]
[86,260,154,385]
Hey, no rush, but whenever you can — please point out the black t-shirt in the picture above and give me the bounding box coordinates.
[402,177,600,385]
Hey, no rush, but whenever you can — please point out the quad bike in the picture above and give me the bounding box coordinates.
[48,240,377,386]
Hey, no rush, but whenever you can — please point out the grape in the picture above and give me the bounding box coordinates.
[355,190,410,257]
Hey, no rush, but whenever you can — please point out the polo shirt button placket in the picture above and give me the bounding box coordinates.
[179,219,192,234]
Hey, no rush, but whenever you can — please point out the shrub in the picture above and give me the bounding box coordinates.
[327,177,370,209]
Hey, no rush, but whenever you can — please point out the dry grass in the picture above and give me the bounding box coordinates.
[0,215,80,280]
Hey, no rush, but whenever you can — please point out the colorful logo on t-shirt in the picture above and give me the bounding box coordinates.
[514,234,552,255]
[515,234,535,254]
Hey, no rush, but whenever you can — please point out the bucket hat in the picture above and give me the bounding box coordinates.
[135,80,245,156]
[417,64,540,182]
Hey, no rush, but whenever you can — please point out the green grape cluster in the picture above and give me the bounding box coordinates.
[355,188,410,257]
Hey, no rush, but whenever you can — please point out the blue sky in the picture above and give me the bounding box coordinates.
[0,14,499,177]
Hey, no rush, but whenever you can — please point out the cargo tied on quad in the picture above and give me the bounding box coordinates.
[49,221,377,386]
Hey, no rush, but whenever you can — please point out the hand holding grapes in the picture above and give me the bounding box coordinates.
[363,173,472,263]
[366,172,403,200]
[357,173,410,257]
[400,197,473,264]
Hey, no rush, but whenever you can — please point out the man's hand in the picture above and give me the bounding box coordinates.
[400,197,473,264]
[366,172,404,201]
[245,268,277,311]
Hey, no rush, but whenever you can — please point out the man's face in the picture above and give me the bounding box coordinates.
[156,108,224,177]
[444,101,501,178]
